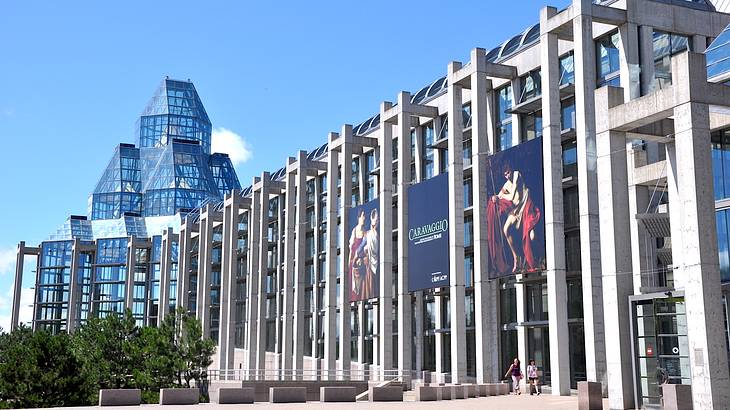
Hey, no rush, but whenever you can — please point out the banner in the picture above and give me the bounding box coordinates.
[408,173,450,291]
[486,137,546,279]
[348,198,380,301]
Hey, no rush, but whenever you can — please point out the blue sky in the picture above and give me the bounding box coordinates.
[0,0,568,329]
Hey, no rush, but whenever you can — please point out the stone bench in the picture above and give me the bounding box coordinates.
[498,382,510,395]
[578,381,602,410]
[218,387,255,404]
[160,388,199,405]
[415,385,438,401]
[662,384,692,410]
[320,386,356,402]
[98,389,141,406]
[369,386,403,402]
[269,387,307,403]
[465,384,478,398]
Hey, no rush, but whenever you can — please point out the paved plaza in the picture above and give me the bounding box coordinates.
[33,394,614,410]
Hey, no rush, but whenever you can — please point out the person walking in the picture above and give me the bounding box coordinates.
[526,359,541,395]
[504,358,523,395]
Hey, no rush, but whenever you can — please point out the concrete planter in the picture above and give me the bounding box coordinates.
[98,389,142,406]
[159,388,199,405]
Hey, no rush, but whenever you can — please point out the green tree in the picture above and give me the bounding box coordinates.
[0,326,91,409]
[164,308,215,388]
[70,309,141,403]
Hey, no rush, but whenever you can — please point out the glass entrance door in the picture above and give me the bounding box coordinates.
[631,296,690,408]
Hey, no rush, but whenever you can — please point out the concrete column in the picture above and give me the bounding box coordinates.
[413,123,423,183]
[414,291,424,374]
[11,242,26,330]
[541,7,573,395]
[281,159,297,378]
[573,3,606,394]
[176,222,192,311]
[338,126,354,377]
[692,35,707,53]
[67,239,82,332]
[124,236,136,312]
[432,112,444,381]
[595,86,634,409]
[324,133,340,379]
[673,100,730,409]
[510,76,522,147]
[312,172,323,378]
[618,13,641,100]
[292,153,308,379]
[447,62,467,383]
[470,48,499,384]
[255,176,270,379]
[396,93,412,380]
[219,193,242,377]
[515,278,528,385]
[244,183,262,379]
[197,206,215,338]
[378,101,395,379]
[638,25,656,95]
[666,143,682,287]
[158,228,174,325]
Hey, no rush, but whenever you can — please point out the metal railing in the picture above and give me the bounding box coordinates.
[206,368,415,383]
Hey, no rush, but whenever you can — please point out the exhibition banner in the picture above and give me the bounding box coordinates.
[407,173,450,291]
[486,137,546,279]
[347,198,380,301]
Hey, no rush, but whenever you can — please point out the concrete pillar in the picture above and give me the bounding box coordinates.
[176,221,192,311]
[469,47,500,384]
[666,143,682,287]
[67,239,82,332]
[324,133,340,379]
[414,291,424,374]
[595,85,634,409]
[447,62,467,383]
[638,25,656,95]
[432,112,444,381]
[378,101,395,379]
[338,126,354,378]
[218,193,242,378]
[124,236,136,312]
[158,228,174,325]
[573,2,606,394]
[11,242,26,330]
[541,6,573,395]
[281,159,297,378]
[255,175,270,379]
[618,9,641,101]
[244,182,262,379]
[396,93,412,380]
[515,277,529,386]
[510,76,522,147]
[293,153,308,379]
[627,148,653,291]
[196,205,215,338]
[673,99,730,409]
[692,35,707,53]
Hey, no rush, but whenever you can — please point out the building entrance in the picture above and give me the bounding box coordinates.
[630,294,689,409]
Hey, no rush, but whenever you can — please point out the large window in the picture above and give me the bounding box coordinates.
[653,30,689,90]
[559,52,575,85]
[712,131,730,201]
[597,32,621,87]
[496,85,514,151]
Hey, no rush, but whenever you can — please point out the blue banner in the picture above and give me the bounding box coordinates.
[347,199,380,301]
[485,137,546,279]
[408,173,450,291]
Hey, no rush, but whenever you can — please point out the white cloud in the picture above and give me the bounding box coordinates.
[0,286,33,331]
[0,247,16,276]
[211,127,253,166]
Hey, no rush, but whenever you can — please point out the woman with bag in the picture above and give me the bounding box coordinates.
[504,358,523,395]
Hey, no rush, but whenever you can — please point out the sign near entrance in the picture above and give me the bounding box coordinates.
[407,173,450,291]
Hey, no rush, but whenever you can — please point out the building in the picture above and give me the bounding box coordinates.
[11,0,730,408]
[11,78,241,332]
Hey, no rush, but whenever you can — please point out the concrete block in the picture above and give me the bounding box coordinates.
[369,386,403,402]
[498,382,509,395]
[159,388,199,405]
[662,384,692,410]
[415,385,438,401]
[438,385,453,400]
[452,384,466,399]
[217,387,254,404]
[422,370,432,384]
[476,384,488,396]
[578,381,602,410]
[98,389,141,406]
[320,386,356,402]
[486,384,498,396]
[269,387,307,403]
[465,384,477,398]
